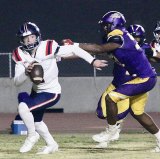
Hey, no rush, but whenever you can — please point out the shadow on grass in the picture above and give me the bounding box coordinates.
[60,145,152,153]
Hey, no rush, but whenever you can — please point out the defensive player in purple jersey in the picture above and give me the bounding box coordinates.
[76,11,160,152]
[92,24,154,147]
[62,21,160,149]
[92,23,160,148]
[62,38,131,144]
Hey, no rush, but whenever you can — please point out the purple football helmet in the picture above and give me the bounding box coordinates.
[153,21,160,43]
[17,22,41,51]
[99,11,126,34]
[127,24,145,37]
[127,24,145,44]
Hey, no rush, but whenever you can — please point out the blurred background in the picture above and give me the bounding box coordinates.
[0,0,160,113]
[0,0,160,77]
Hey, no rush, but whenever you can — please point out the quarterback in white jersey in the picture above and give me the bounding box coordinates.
[12,22,107,154]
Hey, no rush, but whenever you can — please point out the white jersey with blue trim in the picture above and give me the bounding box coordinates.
[12,40,95,93]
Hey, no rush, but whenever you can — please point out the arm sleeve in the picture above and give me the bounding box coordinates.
[55,45,95,64]
[14,63,28,86]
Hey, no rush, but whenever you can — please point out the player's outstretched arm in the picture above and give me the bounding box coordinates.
[61,38,121,55]
[56,44,108,69]
[79,43,121,54]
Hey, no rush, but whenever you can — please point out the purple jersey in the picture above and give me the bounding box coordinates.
[112,42,156,87]
[108,29,156,84]
[112,63,133,87]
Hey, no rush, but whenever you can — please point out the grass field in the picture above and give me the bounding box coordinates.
[0,133,160,159]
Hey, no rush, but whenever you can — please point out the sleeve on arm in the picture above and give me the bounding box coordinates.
[56,45,95,64]
[12,48,23,63]
[14,63,28,86]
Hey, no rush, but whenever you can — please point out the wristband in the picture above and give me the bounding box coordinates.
[91,58,97,65]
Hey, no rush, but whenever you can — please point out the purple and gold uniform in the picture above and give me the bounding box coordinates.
[108,29,156,115]
[97,28,157,119]
[97,57,132,120]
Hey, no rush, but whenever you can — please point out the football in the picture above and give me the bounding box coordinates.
[29,62,44,85]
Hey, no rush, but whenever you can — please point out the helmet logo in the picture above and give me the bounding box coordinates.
[110,13,121,19]
[24,24,28,32]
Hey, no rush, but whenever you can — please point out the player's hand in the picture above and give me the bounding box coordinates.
[25,61,36,75]
[61,39,74,45]
[92,59,108,70]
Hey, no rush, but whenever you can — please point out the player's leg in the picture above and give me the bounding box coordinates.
[106,77,156,126]
[30,92,60,154]
[35,121,58,154]
[95,102,129,148]
[130,93,160,152]
[99,85,130,144]
[107,76,159,151]
[18,92,40,153]
[18,91,60,153]
[93,84,130,144]
[33,111,58,154]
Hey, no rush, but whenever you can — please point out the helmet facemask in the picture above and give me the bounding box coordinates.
[99,21,112,35]
[153,21,160,44]
[153,30,160,44]
[20,34,41,51]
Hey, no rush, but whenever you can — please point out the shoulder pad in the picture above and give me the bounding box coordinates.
[107,35,123,45]
[108,29,123,36]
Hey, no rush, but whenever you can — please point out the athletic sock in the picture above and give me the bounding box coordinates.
[108,124,118,130]
[18,102,36,136]
[35,121,57,146]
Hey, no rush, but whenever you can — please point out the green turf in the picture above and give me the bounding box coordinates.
[0,133,160,159]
